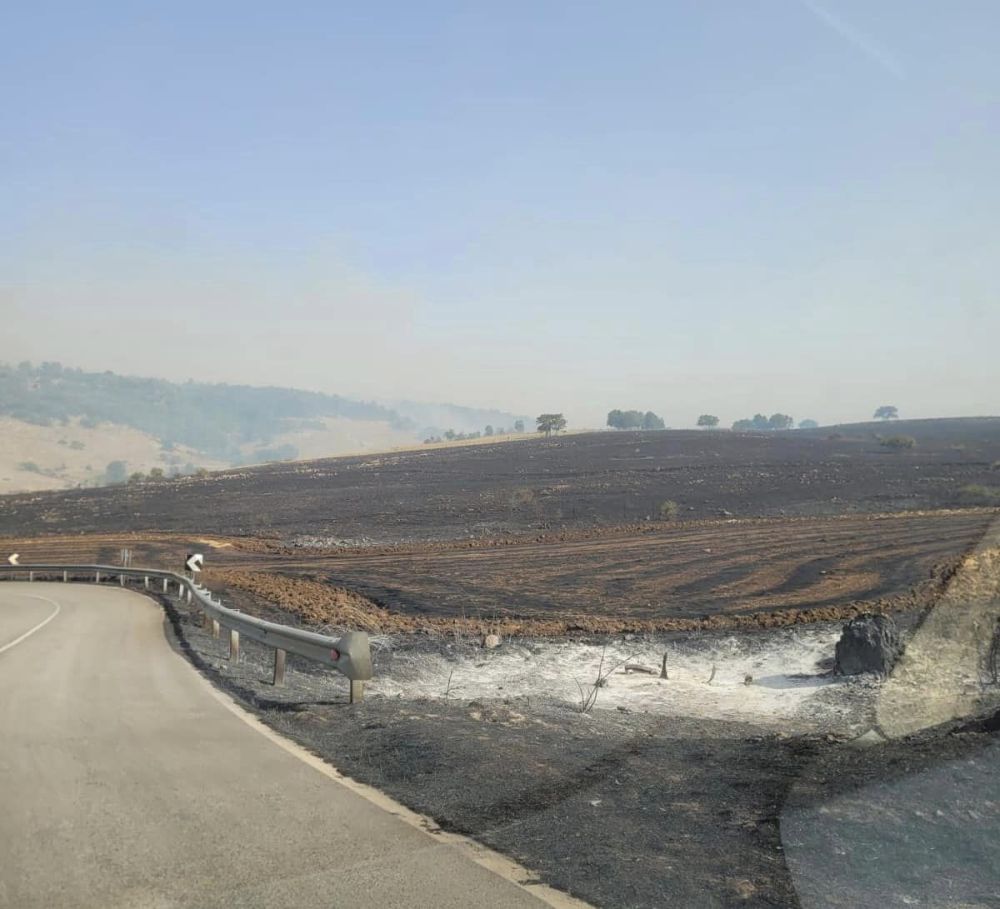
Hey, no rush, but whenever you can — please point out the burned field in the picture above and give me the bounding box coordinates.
[210,510,990,635]
[3,417,1000,543]
[3,418,999,635]
[4,419,1000,908]
[0,511,992,638]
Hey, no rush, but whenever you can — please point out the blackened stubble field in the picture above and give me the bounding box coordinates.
[2,418,999,543]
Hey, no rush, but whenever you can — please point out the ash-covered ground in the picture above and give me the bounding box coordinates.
[157,589,1000,909]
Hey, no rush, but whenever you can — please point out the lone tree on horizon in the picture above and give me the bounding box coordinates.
[874,405,899,421]
[536,413,567,437]
[697,414,719,428]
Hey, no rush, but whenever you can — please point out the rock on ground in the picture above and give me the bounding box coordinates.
[835,613,902,676]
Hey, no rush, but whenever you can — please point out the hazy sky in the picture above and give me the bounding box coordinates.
[3,1,998,428]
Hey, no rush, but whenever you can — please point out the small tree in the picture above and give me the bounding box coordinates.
[484,425,494,436]
[536,413,567,437]
[128,471,145,485]
[697,414,719,428]
[874,405,899,421]
[105,460,128,485]
[798,419,819,429]
[642,411,665,430]
[768,413,794,431]
[514,419,525,433]
[732,419,754,431]
[148,467,165,481]
[443,429,456,441]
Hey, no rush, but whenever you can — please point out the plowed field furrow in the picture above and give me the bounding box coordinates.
[2,511,993,629]
[272,514,989,621]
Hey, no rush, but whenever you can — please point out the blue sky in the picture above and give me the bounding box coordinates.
[3,1,998,427]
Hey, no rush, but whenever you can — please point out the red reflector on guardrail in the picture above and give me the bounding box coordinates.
[330,649,340,661]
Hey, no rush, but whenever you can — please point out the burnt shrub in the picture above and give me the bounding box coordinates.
[956,484,1000,505]
[880,435,916,452]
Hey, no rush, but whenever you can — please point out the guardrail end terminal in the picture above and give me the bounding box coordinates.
[349,679,364,703]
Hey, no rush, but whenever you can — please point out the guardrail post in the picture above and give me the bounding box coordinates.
[63,571,68,582]
[186,588,192,603]
[273,648,286,686]
[162,578,169,593]
[211,619,220,639]
[29,571,34,583]
[120,573,125,586]
[349,680,364,703]
[144,576,149,589]
[229,629,240,662]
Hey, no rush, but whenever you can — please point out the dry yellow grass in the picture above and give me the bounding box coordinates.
[0,417,229,495]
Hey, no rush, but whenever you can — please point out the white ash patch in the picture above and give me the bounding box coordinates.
[366,625,879,732]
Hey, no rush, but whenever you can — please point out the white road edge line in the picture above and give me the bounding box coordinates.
[0,594,62,655]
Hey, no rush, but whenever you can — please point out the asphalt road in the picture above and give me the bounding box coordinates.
[0,583,564,909]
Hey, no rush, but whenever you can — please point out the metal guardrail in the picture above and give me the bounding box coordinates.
[0,565,373,701]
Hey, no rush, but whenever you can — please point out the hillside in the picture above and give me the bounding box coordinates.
[0,361,523,492]
[0,414,423,495]
[4,418,999,541]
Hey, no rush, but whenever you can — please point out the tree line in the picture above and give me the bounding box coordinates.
[606,409,665,430]
[424,420,526,443]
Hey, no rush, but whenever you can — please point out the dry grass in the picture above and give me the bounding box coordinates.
[0,417,228,494]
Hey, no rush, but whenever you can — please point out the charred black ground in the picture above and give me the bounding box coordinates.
[3,418,1000,541]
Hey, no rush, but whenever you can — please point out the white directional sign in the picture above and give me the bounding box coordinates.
[7,553,19,566]
[185,553,204,573]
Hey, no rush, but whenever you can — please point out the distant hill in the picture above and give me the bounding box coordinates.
[0,362,522,462]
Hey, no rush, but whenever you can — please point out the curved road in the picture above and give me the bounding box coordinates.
[0,583,566,908]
